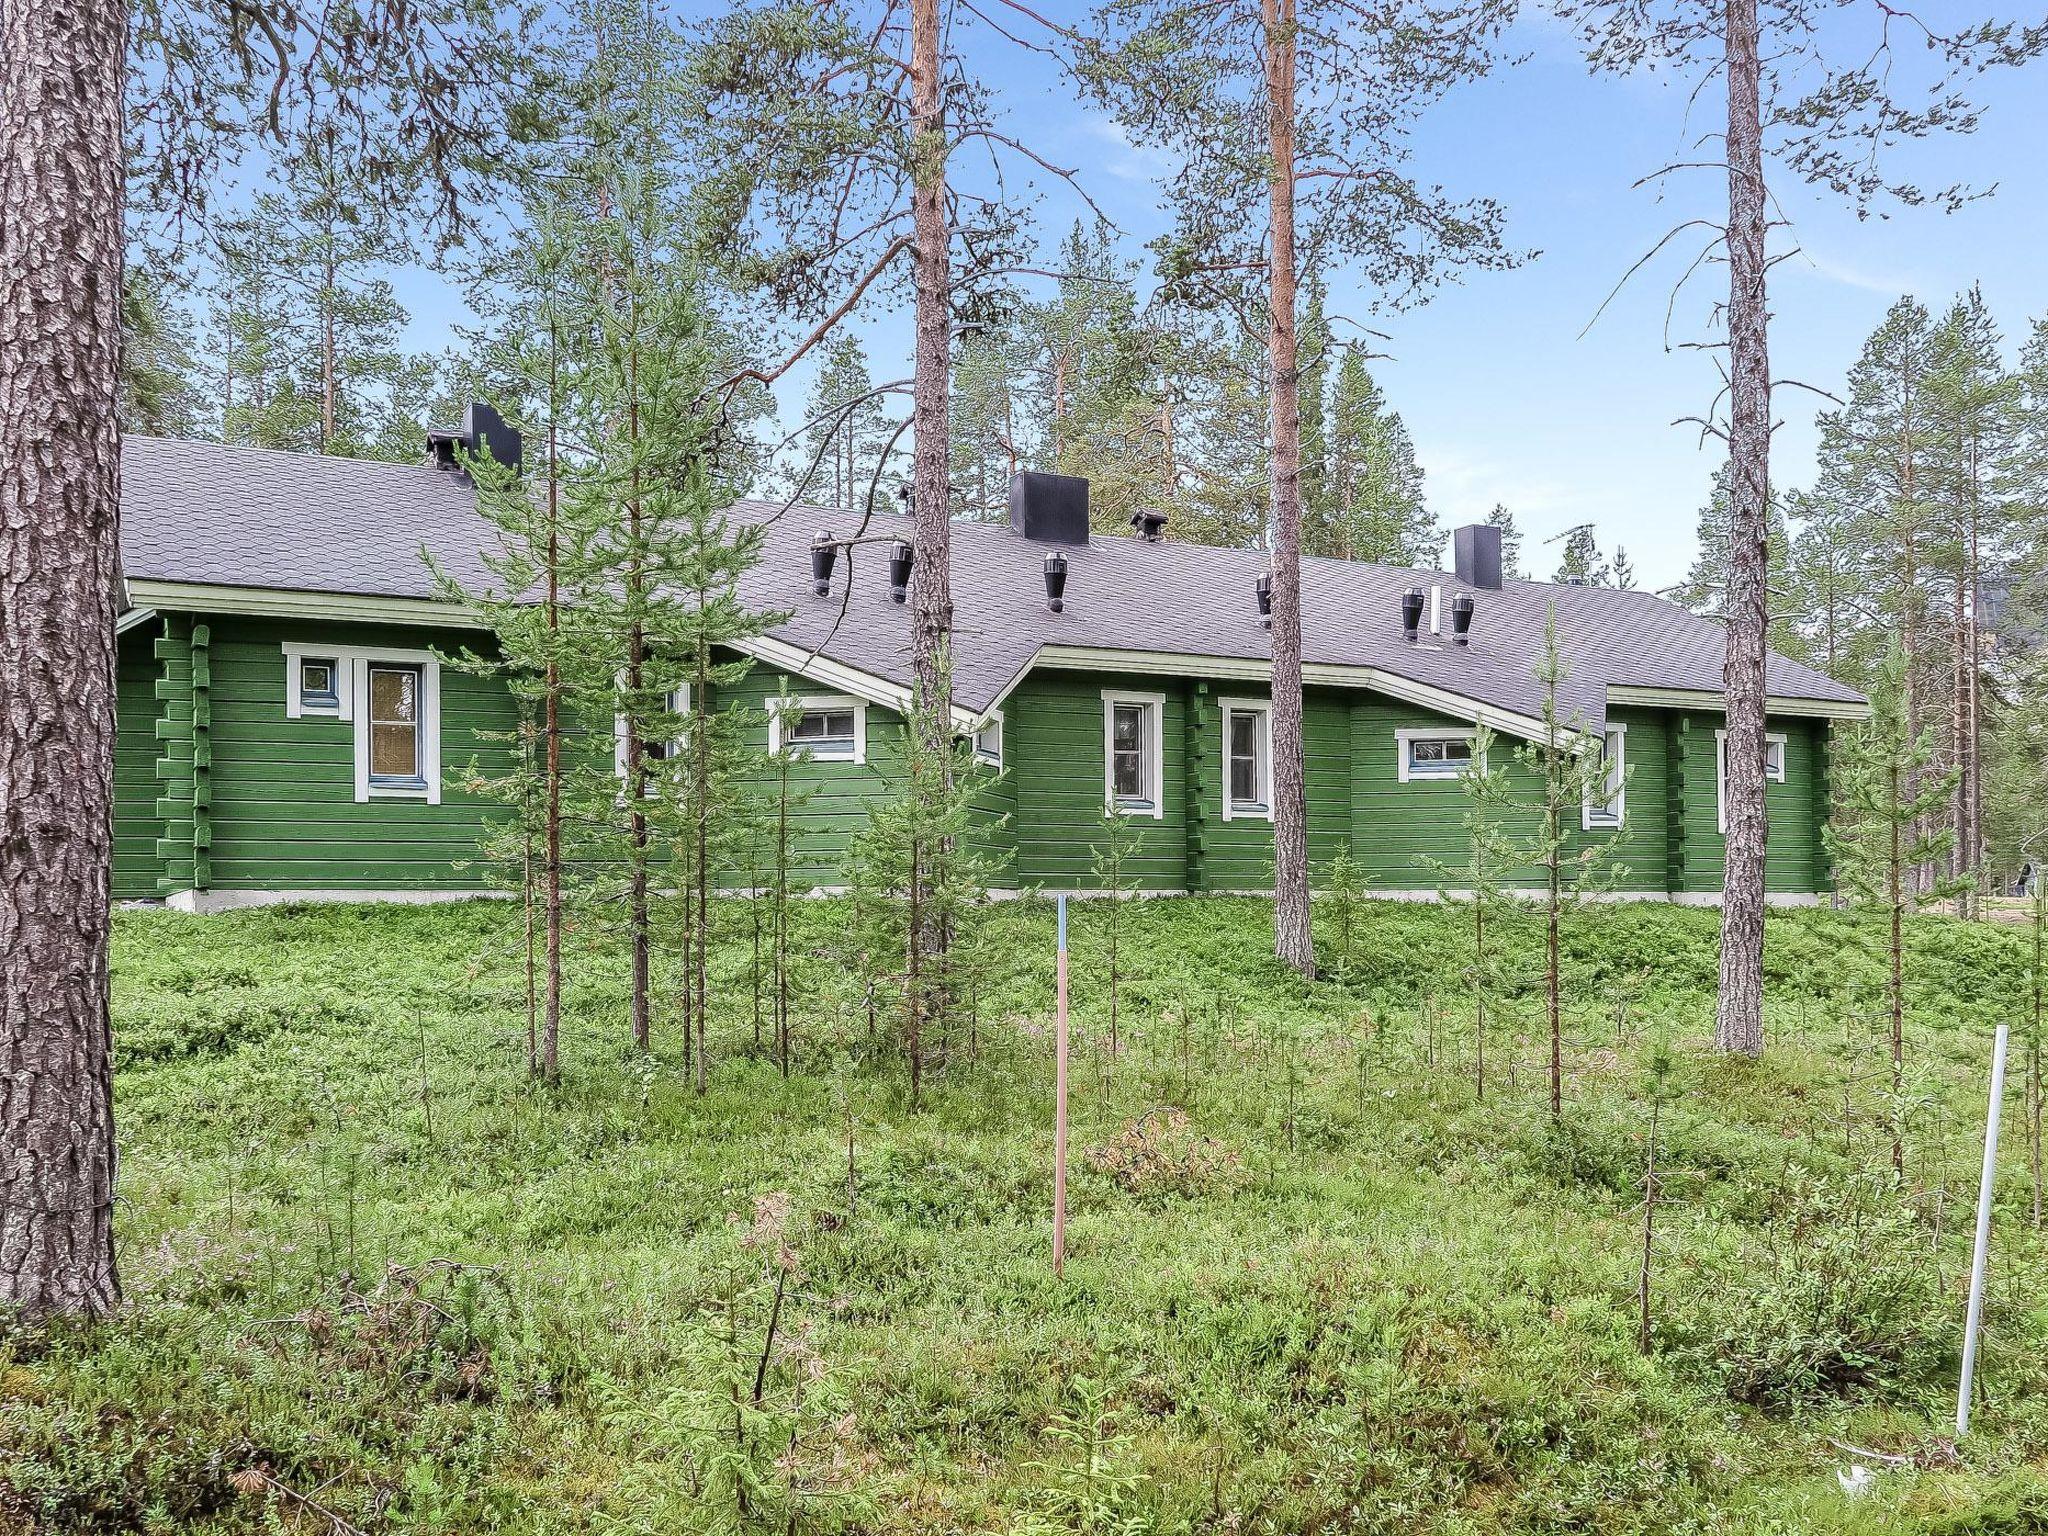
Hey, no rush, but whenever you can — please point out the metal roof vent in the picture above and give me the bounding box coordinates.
[1008,471,1091,545]
[1450,591,1474,646]
[1256,573,1272,630]
[1400,586,1424,643]
[1130,507,1168,542]
[1044,552,1069,613]
[888,539,913,603]
[810,531,838,596]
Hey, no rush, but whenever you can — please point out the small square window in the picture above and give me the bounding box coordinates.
[299,657,340,711]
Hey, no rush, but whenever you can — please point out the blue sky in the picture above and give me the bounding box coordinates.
[391,6,2048,591]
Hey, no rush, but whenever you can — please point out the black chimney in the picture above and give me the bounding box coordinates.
[1044,552,1069,613]
[888,539,913,603]
[1130,508,1168,542]
[1400,586,1425,643]
[1453,523,1503,591]
[1450,591,1475,646]
[428,401,523,481]
[810,531,838,596]
[1008,472,1091,545]
[1256,573,1272,629]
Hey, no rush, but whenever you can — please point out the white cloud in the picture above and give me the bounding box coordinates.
[1786,247,1920,298]
[1078,112,1175,183]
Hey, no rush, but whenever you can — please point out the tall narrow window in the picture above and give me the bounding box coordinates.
[1221,699,1271,820]
[1102,691,1164,817]
[1716,728,1789,833]
[973,714,1003,769]
[367,665,425,789]
[1583,725,1625,829]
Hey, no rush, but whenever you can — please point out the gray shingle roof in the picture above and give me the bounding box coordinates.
[119,435,1865,733]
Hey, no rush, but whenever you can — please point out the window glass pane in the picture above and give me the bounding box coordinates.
[1113,749,1142,798]
[1113,704,1142,752]
[370,667,416,724]
[793,708,852,742]
[1765,739,1784,777]
[368,667,421,782]
[1409,736,1470,773]
[371,722,418,778]
[301,660,335,701]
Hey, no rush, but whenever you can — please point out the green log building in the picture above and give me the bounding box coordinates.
[114,421,1866,911]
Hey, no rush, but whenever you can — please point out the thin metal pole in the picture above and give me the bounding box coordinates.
[1053,894,1070,1278]
[1959,1022,2010,1438]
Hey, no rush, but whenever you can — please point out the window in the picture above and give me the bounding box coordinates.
[1716,728,1789,834]
[614,685,690,783]
[298,657,340,711]
[1397,729,1476,783]
[283,641,441,802]
[1102,690,1165,817]
[769,694,866,763]
[283,642,350,718]
[366,665,427,789]
[1220,698,1271,820]
[1583,725,1626,830]
[973,714,1003,769]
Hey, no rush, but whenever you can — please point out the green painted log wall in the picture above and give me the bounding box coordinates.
[196,617,521,891]
[112,620,1836,900]
[114,620,165,899]
[1006,670,1190,891]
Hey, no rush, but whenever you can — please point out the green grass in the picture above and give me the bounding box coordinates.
[5,896,2048,1533]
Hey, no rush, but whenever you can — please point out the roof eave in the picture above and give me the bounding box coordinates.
[1606,683,1870,721]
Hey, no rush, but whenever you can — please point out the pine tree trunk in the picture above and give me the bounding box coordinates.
[907,0,954,1005]
[0,0,126,1318]
[627,392,650,1051]
[1889,770,1905,1178]
[542,340,564,1085]
[1713,0,1769,1058]
[693,636,710,1095]
[1264,0,1315,977]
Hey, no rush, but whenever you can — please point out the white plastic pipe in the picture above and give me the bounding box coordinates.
[1958,1023,2010,1438]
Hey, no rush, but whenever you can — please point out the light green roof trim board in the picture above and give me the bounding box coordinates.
[733,633,983,733]
[1605,684,1871,721]
[115,606,159,635]
[1007,643,1576,749]
[124,580,484,631]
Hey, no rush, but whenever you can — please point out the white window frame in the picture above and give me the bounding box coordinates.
[282,641,441,803]
[352,652,441,804]
[1102,689,1166,819]
[283,641,351,719]
[614,682,691,781]
[972,712,1004,770]
[1396,727,1479,784]
[1219,697,1273,822]
[768,693,867,764]
[1715,728,1788,834]
[1583,724,1627,831]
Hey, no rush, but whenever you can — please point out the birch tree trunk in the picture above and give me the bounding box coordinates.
[1264,0,1315,977]
[1714,0,1769,1057]
[0,0,126,1317]
[907,0,955,1013]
